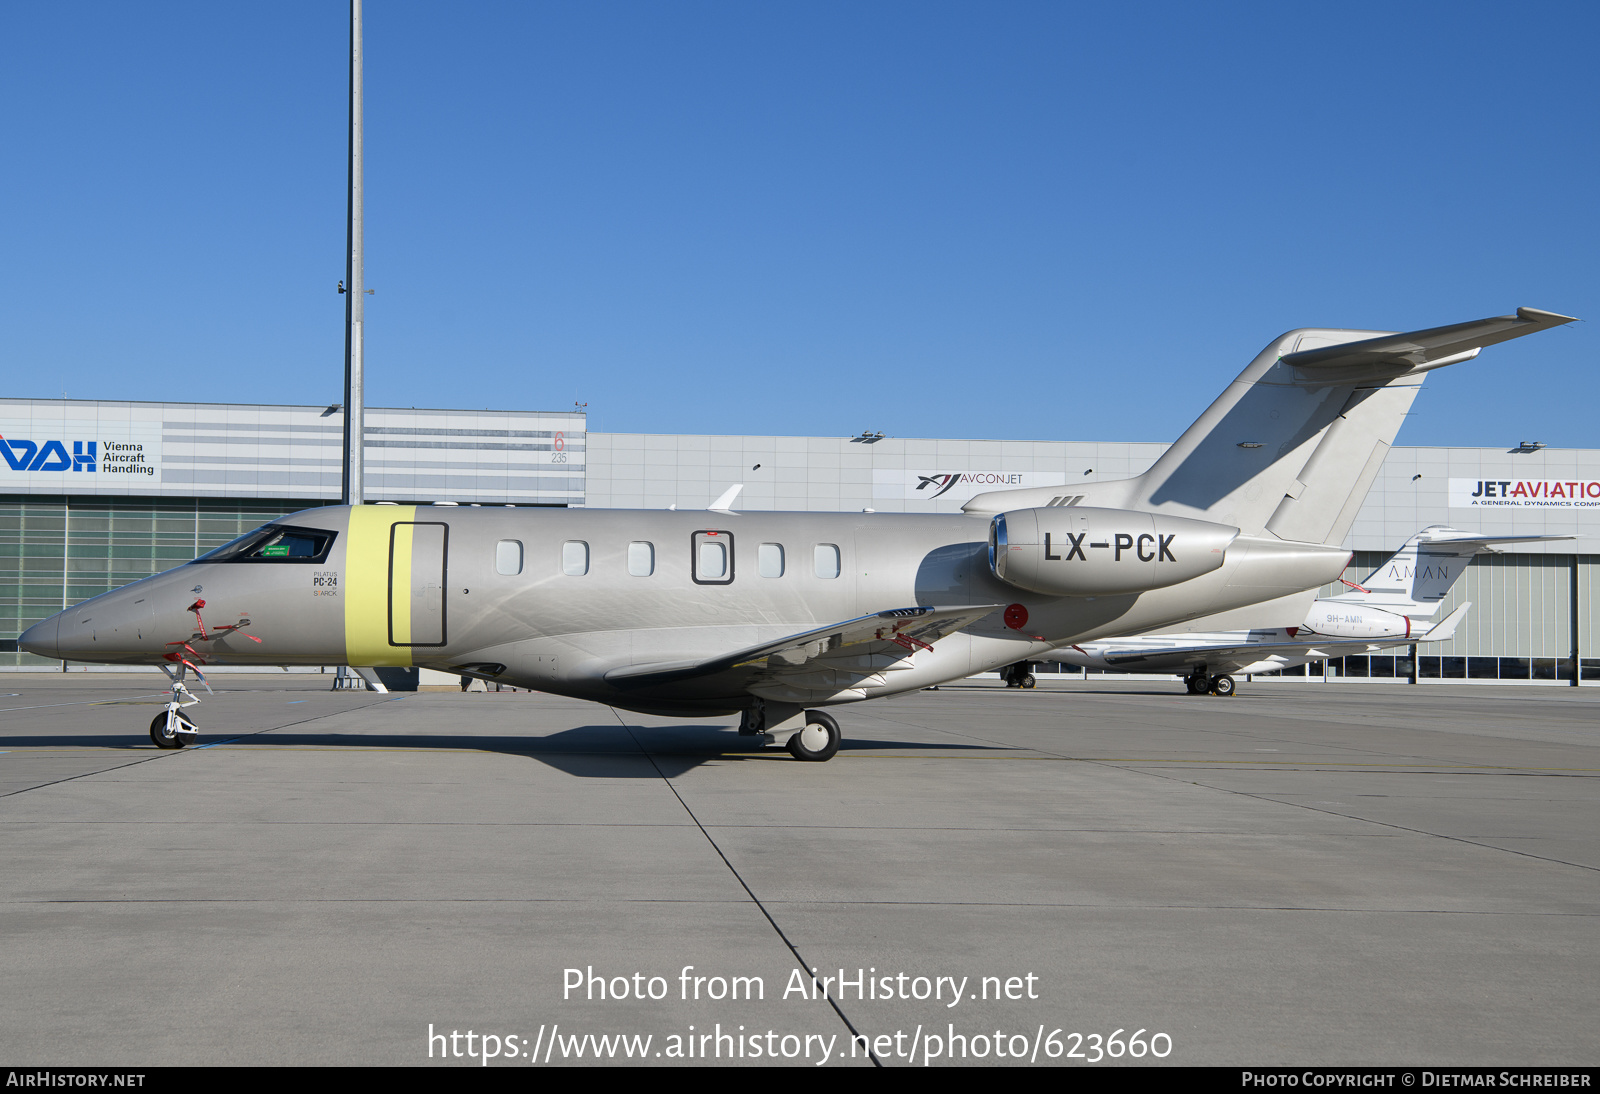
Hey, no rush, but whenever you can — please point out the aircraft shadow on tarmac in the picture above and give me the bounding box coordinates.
[1,724,1008,778]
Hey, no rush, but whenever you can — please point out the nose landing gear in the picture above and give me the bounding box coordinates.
[149,709,199,749]
[151,662,206,748]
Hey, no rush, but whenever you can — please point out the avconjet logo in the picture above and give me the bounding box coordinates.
[914,472,1026,500]
[0,438,154,475]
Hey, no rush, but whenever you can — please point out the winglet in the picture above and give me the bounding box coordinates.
[709,484,743,512]
[1421,602,1471,642]
[1517,307,1578,323]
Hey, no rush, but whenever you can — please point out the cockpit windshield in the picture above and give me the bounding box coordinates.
[192,524,337,564]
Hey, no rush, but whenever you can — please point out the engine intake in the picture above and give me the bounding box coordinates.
[990,507,1240,596]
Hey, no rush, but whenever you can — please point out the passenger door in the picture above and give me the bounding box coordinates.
[388,521,449,646]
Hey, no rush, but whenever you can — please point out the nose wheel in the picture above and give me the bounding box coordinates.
[149,709,198,749]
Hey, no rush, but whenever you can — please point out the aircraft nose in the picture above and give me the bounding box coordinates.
[18,614,59,659]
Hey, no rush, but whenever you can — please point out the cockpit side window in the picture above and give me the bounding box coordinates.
[192,524,337,564]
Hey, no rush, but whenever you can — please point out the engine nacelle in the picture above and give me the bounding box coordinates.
[989,507,1239,596]
[1302,603,1412,640]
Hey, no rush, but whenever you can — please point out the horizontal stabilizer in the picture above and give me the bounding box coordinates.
[1410,530,1576,548]
[1281,308,1577,374]
[605,604,1001,689]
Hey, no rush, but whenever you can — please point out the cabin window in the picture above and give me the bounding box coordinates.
[495,539,523,576]
[691,530,734,585]
[699,542,726,578]
[814,543,840,579]
[562,540,589,576]
[758,542,784,578]
[628,540,654,577]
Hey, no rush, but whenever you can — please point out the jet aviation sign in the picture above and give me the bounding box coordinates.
[1449,478,1600,509]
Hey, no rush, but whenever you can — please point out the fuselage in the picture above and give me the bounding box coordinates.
[20,504,1350,715]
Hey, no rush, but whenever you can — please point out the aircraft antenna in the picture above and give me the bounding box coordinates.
[341,0,366,505]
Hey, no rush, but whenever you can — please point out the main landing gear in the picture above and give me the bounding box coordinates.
[739,701,843,762]
[1003,661,1037,689]
[1185,670,1235,697]
[787,710,841,762]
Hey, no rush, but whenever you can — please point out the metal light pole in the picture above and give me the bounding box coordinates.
[341,0,365,505]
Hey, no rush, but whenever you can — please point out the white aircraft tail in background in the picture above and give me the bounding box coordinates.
[1318,527,1566,618]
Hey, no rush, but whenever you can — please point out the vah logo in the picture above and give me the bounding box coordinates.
[0,438,154,475]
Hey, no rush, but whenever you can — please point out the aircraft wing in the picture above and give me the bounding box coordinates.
[1097,643,1306,673]
[605,604,1003,693]
[1095,627,1454,676]
[1280,307,1575,373]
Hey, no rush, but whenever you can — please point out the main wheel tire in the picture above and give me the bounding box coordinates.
[149,711,191,749]
[1021,674,1036,689]
[1185,676,1203,695]
[1210,674,1235,697]
[788,710,841,762]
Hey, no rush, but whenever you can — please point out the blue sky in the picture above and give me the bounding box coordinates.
[2,1,1594,448]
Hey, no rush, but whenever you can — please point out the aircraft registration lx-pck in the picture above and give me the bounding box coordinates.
[20,308,1576,760]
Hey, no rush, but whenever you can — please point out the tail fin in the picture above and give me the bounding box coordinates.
[1319,527,1575,617]
[964,308,1576,541]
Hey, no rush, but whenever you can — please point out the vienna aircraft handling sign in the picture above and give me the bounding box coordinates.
[0,418,163,490]
[1449,478,1600,509]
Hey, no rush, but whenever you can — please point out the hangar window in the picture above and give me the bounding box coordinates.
[495,539,523,576]
[562,540,589,576]
[692,530,734,585]
[814,543,840,579]
[758,543,784,578]
[628,541,654,577]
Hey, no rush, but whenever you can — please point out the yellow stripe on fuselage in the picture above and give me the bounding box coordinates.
[344,504,416,667]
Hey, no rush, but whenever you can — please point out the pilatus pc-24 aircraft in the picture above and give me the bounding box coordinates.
[20,307,1575,760]
[1018,526,1574,695]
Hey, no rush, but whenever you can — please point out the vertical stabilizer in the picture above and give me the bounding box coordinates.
[1321,527,1575,617]
[963,309,1577,542]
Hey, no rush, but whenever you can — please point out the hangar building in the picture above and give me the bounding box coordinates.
[2,397,1596,683]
